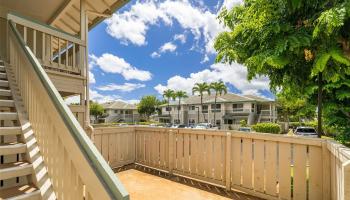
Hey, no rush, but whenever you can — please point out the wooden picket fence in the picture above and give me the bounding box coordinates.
[93,126,350,200]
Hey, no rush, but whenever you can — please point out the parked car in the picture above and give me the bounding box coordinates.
[118,123,128,127]
[171,124,186,128]
[238,127,251,132]
[164,123,172,128]
[294,127,318,138]
[193,123,213,129]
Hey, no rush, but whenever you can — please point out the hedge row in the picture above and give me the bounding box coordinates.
[252,123,281,134]
[289,121,317,129]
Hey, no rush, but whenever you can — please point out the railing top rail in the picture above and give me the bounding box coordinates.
[8,12,85,46]
[8,20,128,200]
[327,140,350,163]
[112,126,325,147]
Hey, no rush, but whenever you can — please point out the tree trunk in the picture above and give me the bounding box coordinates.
[201,95,205,123]
[214,93,217,126]
[317,72,323,138]
[168,100,171,124]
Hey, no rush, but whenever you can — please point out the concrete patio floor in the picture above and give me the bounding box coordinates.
[116,169,262,200]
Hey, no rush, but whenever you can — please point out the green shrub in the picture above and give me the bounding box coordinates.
[240,120,247,127]
[252,123,281,134]
[289,121,318,129]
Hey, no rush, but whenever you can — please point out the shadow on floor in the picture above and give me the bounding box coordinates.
[114,164,263,200]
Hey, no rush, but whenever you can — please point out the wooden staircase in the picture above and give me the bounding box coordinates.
[0,61,41,199]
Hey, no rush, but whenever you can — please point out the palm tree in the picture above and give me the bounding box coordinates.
[192,83,210,123]
[174,91,188,124]
[163,89,175,123]
[210,81,227,126]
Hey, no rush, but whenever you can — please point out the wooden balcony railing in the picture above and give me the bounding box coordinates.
[93,126,350,200]
[8,19,128,199]
[7,13,86,77]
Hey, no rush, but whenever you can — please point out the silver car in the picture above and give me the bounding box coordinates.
[294,127,318,138]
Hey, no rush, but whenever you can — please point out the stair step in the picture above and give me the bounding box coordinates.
[0,89,12,97]
[0,112,18,120]
[0,127,22,136]
[0,100,15,107]
[0,143,26,156]
[0,66,5,72]
[0,72,7,79]
[0,161,32,180]
[0,184,40,200]
[0,80,9,87]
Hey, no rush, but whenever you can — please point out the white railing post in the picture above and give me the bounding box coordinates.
[344,161,350,200]
[168,129,174,175]
[322,141,331,200]
[225,131,232,190]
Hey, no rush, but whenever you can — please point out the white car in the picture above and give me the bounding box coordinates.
[193,123,213,129]
[294,127,318,138]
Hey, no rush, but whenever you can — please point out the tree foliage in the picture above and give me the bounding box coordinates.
[210,81,228,125]
[90,101,105,121]
[215,0,350,141]
[163,89,175,121]
[192,83,211,123]
[137,96,160,120]
[174,91,188,123]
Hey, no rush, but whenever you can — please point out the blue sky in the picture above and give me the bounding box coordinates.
[84,0,273,104]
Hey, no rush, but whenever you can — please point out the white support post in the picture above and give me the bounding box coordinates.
[225,132,232,190]
[81,0,90,129]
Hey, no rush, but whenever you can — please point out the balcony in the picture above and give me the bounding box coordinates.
[93,126,350,200]
[226,108,253,113]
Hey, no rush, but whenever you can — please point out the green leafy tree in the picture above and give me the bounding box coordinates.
[276,92,316,124]
[210,81,227,125]
[174,91,188,124]
[90,102,105,123]
[137,96,160,120]
[192,83,210,123]
[163,89,175,123]
[215,0,350,138]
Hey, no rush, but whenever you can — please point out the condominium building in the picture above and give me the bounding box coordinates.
[101,101,140,123]
[157,93,277,129]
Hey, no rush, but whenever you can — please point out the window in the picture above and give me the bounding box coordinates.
[189,119,195,124]
[174,119,180,124]
[120,110,124,114]
[125,110,132,114]
[211,104,221,112]
[114,110,118,113]
[190,106,195,110]
[202,105,208,113]
[232,104,243,111]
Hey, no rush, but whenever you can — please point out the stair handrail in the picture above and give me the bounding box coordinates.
[8,19,129,200]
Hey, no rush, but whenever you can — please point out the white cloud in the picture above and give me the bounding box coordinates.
[154,62,270,97]
[90,90,122,103]
[89,71,96,84]
[105,1,171,46]
[90,53,152,81]
[65,95,80,105]
[90,89,140,104]
[97,83,145,92]
[174,34,186,43]
[104,0,234,60]
[150,51,161,58]
[150,42,177,58]
[159,42,177,53]
[221,0,243,10]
